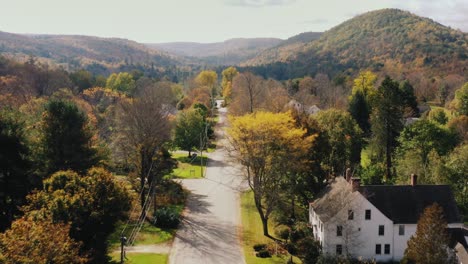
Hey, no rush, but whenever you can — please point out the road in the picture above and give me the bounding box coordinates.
[169,103,247,264]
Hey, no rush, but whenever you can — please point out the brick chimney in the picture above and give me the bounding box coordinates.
[411,174,417,186]
[346,168,352,182]
[351,177,361,192]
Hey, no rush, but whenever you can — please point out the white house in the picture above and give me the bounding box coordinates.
[309,172,463,262]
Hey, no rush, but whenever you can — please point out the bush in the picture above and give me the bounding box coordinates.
[274,225,291,240]
[153,206,181,229]
[253,243,267,252]
[255,250,271,258]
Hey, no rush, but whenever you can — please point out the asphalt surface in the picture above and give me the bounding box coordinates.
[169,104,247,264]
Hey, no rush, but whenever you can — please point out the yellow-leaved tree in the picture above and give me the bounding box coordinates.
[228,111,315,238]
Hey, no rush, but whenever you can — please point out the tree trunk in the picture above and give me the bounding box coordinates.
[253,192,270,237]
[188,149,191,158]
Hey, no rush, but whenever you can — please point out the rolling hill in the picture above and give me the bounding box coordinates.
[242,9,468,80]
[147,38,282,65]
[0,31,180,73]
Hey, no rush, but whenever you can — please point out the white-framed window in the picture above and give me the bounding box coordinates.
[378,225,384,236]
[365,209,371,220]
[337,225,343,236]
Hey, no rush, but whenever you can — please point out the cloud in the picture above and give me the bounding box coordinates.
[226,0,297,7]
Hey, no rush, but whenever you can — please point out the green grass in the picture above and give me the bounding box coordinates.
[108,222,175,250]
[110,252,168,264]
[241,191,300,264]
[360,147,372,168]
[169,153,208,179]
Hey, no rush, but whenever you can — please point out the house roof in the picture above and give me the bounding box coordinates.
[310,177,358,222]
[360,184,462,224]
[311,176,462,224]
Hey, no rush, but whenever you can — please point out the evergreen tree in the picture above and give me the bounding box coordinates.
[0,110,31,231]
[403,203,454,264]
[42,100,99,175]
[370,77,404,180]
[400,81,419,117]
[348,89,371,136]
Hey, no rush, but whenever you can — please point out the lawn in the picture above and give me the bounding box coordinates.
[169,153,208,179]
[108,222,175,251]
[241,191,301,264]
[110,252,168,264]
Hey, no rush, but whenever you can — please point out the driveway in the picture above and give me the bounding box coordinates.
[169,104,247,264]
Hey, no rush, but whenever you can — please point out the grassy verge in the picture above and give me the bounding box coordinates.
[110,252,168,264]
[108,222,175,251]
[241,191,300,264]
[169,153,208,179]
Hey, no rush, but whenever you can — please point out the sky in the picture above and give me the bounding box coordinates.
[1,0,466,43]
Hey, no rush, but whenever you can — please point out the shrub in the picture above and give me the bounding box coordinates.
[153,206,181,229]
[253,243,267,252]
[256,250,271,258]
[274,225,291,240]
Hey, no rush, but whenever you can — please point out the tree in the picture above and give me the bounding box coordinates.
[42,99,99,175]
[396,120,458,183]
[450,82,468,116]
[370,77,404,180]
[173,108,205,157]
[69,69,94,92]
[196,70,218,89]
[228,111,314,237]
[221,66,238,102]
[348,90,371,136]
[106,72,136,95]
[116,85,173,208]
[23,168,131,263]
[0,217,87,264]
[231,72,264,115]
[0,110,31,231]
[400,81,419,117]
[350,71,377,100]
[314,109,363,176]
[403,203,454,264]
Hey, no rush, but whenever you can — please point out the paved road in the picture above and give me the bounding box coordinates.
[169,104,247,264]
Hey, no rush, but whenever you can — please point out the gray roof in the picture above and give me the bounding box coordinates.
[361,185,462,224]
[311,177,462,224]
[310,177,357,222]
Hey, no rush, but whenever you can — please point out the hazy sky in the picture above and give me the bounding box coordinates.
[1,0,466,43]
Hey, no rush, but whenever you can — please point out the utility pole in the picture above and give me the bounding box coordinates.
[120,236,127,264]
[200,133,203,177]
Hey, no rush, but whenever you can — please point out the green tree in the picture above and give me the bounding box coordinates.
[173,108,205,157]
[403,203,453,264]
[228,111,314,238]
[400,81,419,117]
[396,120,458,182]
[370,77,404,180]
[450,82,468,116]
[428,108,449,125]
[314,109,363,175]
[106,72,136,95]
[42,100,99,175]
[196,70,218,89]
[0,110,31,231]
[0,217,87,264]
[348,89,371,135]
[23,168,131,263]
[69,69,93,92]
[221,67,238,103]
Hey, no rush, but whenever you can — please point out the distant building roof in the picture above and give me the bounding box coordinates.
[311,176,462,224]
[360,185,461,224]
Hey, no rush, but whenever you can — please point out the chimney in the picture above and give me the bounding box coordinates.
[351,177,361,192]
[346,168,352,182]
[411,174,417,186]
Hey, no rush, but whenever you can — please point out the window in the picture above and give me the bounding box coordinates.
[321,224,323,232]
[337,225,343,236]
[375,244,381,254]
[348,210,354,220]
[399,225,405,236]
[336,244,343,255]
[365,209,371,220]
[378,225,385,236]
[384,244,390,254]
